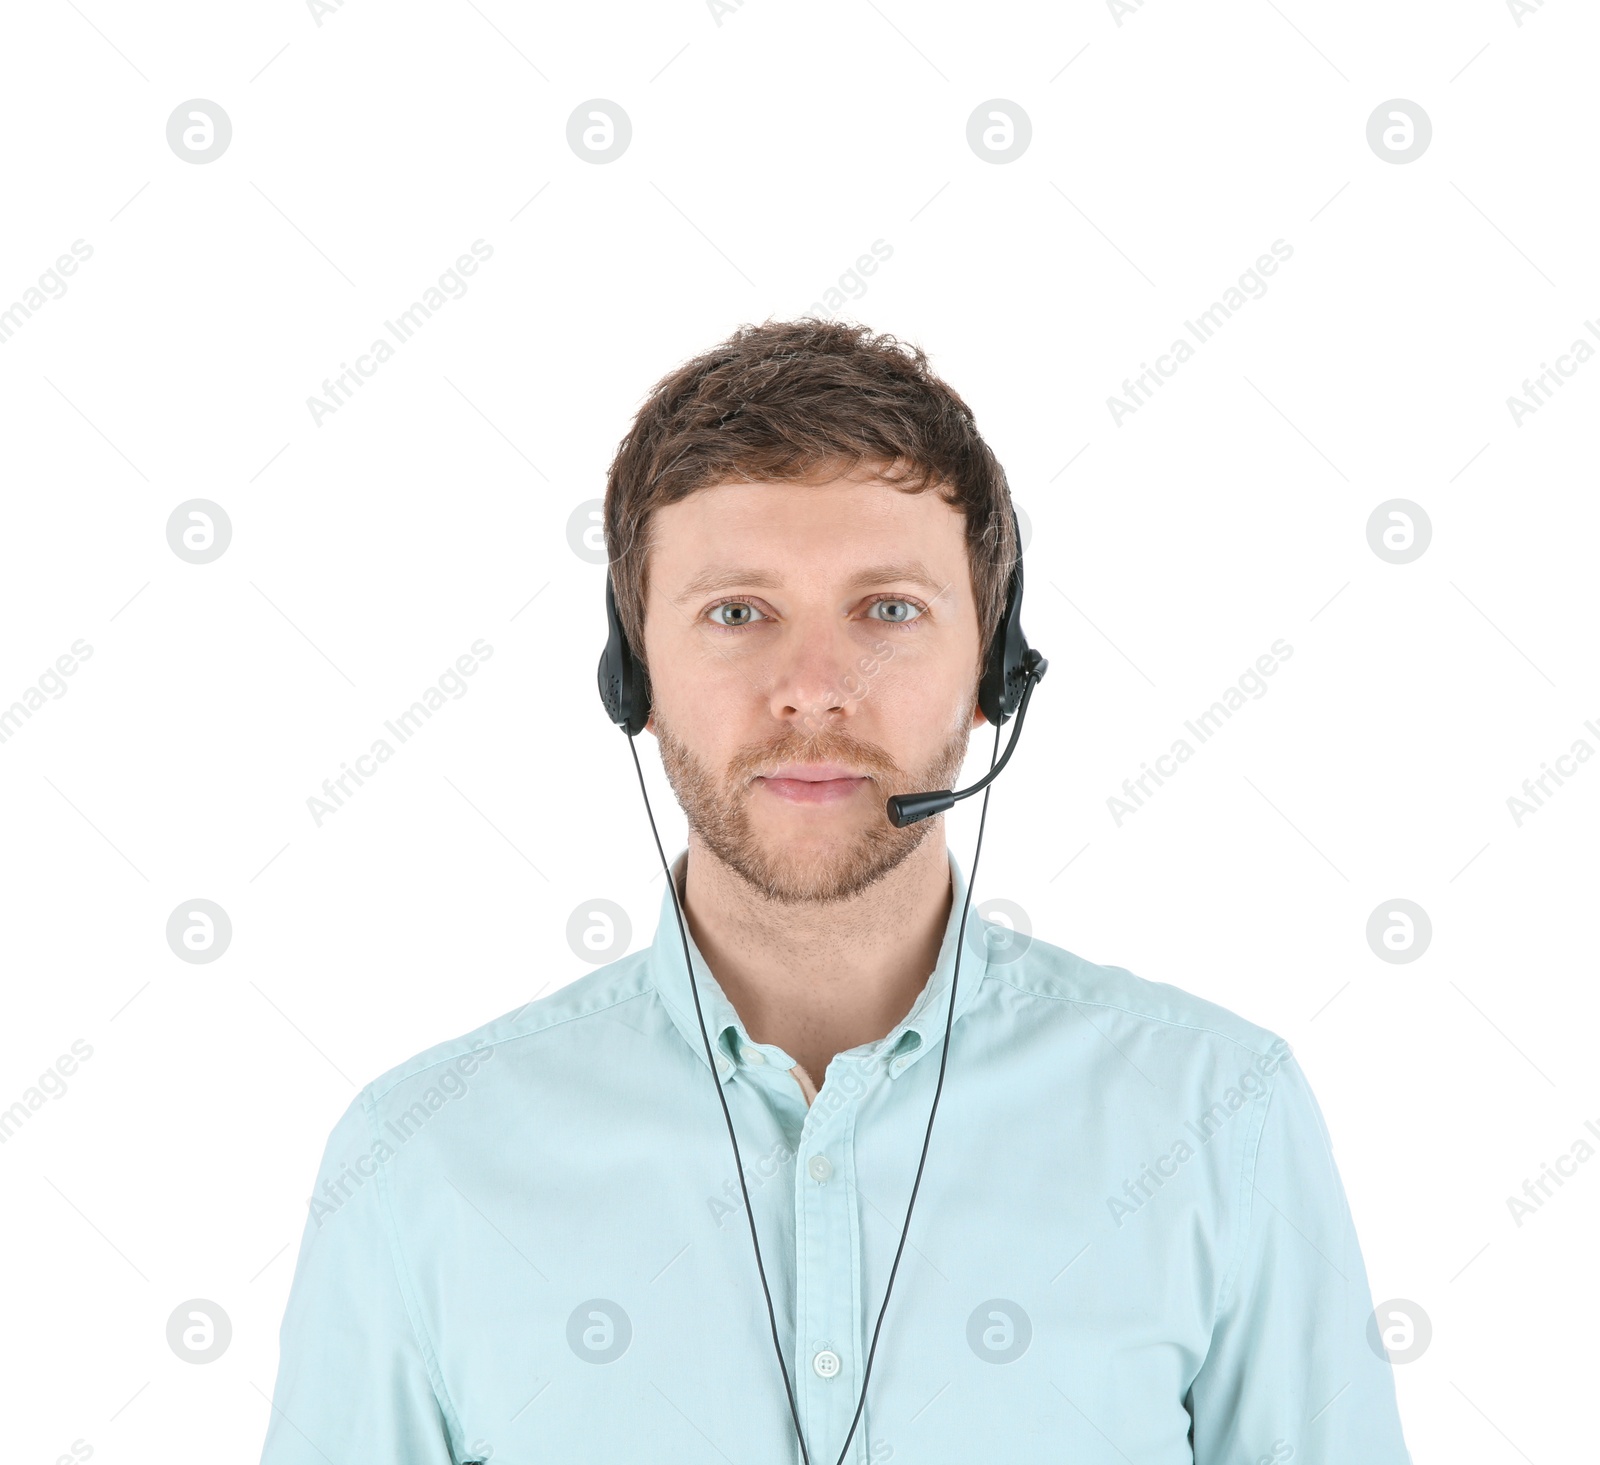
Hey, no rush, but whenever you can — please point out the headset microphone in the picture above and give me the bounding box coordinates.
[886,645,1045,827]
[597,501,1046,1465]
[886,514,1047,825]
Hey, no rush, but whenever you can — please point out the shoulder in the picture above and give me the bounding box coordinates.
[986,929,1328,1183]
[360,949,659,1114]
[988,926,1291,1066]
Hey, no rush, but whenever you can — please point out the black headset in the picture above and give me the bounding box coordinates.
[595,501,1047,1465]
[598,503,1047,820]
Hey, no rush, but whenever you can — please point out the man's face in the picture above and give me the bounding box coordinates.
[640,471,987,904]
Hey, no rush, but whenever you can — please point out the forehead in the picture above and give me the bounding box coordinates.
[647,476,969,588]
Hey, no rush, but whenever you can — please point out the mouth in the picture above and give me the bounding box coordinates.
[753,764,873,806]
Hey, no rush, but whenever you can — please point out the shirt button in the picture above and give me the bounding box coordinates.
[715,1056,732,1076]
[807,1154,833,1183]
[743,1046,766,1065]
[813,1349,841,1378]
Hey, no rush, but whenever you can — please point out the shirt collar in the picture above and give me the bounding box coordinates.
[646,845,990,1088]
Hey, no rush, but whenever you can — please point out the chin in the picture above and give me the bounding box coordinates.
[720,814,931,906]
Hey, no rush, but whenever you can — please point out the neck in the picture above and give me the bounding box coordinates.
[676,833,953,1091]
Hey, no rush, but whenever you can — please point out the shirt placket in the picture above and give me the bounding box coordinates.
[792,1055,871,1465]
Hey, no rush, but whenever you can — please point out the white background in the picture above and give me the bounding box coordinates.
[2,0,1596,1460]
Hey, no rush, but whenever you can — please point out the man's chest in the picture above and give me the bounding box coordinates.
[390,1072,1240,1464]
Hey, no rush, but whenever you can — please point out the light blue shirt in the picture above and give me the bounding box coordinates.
[260,847,1410,1464]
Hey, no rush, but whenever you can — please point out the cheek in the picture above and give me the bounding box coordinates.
[653,653,750,747]
[858,653,969,742]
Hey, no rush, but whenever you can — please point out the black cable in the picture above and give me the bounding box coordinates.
[625,718,1006,1465]
[832,719,1001,1465]
[625,735,809,1458]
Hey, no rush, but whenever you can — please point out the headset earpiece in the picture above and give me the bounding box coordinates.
[598,572,651,736]
[976,505,1034,728]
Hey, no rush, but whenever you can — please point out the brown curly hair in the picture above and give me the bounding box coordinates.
[602,317,1018,682]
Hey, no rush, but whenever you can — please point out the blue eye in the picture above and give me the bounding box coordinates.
[707,601,766,627]
[867,598,924,623]
[705,596,925,629]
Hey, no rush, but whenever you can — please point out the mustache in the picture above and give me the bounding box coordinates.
[733,730,902,783]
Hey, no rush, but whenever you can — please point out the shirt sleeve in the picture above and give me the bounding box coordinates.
[1188,1048,1413,1465]
[258,1088,460,1465]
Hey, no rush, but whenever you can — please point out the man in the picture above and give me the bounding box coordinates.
[259,320,1411,1464]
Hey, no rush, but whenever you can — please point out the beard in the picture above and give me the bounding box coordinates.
[653,699,977,906]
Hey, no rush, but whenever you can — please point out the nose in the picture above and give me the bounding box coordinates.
[767,615,868,735]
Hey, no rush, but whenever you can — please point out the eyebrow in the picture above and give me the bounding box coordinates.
[672,560,952,603]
